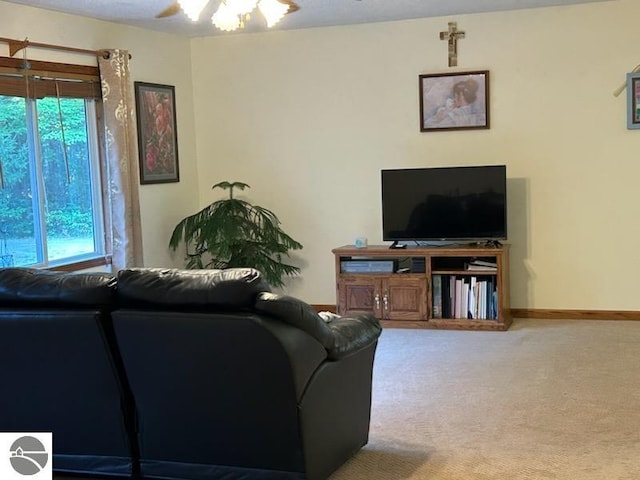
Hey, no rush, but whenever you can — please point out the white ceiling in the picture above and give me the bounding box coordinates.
[4,0,613,37]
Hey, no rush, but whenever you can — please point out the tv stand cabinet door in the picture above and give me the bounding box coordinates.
[337,276,382,317]
[382,276,427,321]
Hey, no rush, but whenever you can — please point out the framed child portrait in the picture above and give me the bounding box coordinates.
[419,70,490,132]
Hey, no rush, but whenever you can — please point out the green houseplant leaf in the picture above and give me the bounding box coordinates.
[169,181,303,288]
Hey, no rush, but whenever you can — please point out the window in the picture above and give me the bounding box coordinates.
[0,58,108,269]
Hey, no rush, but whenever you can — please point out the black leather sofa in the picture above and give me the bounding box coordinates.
[0,267,381,480]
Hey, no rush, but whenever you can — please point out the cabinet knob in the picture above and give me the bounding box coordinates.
[374,293,380,310]
[383,294,389,310]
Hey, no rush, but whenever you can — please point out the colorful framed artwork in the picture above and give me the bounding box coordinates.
[419,70,490,132]
[627,72,640,130]
[134,82,180,184]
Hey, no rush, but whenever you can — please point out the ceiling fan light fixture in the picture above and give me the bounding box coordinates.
[179,0,209,21]
[226,0,259,16]
[211,2,241,31]
[258,0,290,28]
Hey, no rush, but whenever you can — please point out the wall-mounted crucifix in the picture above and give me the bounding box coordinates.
[439,21,465,67]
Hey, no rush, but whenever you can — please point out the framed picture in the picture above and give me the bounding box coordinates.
[419,70,490,132]
[627,72,640,130]
[134,82,180,184]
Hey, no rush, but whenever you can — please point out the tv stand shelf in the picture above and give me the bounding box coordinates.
[332,244,511,331]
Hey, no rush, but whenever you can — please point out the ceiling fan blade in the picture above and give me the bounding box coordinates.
[156,2,181,18]
[279,0,300,14]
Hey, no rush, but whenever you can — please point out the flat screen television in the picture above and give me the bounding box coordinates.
[381,165,507,242]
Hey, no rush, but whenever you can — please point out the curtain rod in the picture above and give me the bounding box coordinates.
[0,37,131,59]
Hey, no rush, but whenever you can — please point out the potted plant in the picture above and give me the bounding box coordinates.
[169,181,303,288]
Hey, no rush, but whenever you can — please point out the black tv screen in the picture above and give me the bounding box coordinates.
[381,165,507,242]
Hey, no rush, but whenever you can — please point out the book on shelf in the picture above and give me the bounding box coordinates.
[470,259,497,267]
[469,276,477,319]
[465,263,497,272]
[442,275,451,318]
[481,282,487,318]
[454,278,463,319]
[432,275,442,318]
[429,274,500,320]
[449,276,456,318]
[460,279,468,320]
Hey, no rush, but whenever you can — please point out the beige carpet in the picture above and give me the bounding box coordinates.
[329,318,640,480]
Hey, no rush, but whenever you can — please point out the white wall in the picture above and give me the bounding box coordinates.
[3,0,639,312]
[0,1,200,270]
[190,0,640,309]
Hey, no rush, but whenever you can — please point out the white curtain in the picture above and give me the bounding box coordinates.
[98,49,143,270]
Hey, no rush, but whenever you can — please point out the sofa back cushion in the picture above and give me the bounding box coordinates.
[0,268,133,477]
[0,267,116,306]
[110,309,325,477]
[116,268,270,309]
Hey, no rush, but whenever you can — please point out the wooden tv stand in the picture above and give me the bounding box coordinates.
[332,244,511,331]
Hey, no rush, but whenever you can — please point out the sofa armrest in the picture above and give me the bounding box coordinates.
[254,292,335,349]
[254,293,382,359]
[327,314,382,360]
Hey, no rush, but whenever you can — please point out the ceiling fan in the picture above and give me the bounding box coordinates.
[156,0,300,32]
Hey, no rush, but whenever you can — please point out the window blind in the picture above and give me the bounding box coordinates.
[0,57,100,99]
